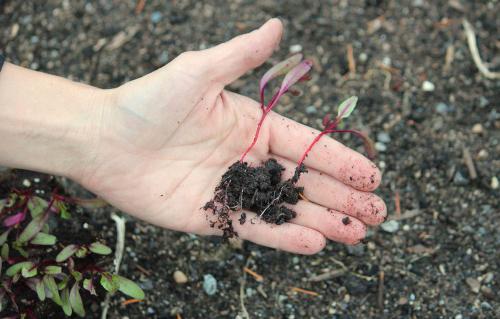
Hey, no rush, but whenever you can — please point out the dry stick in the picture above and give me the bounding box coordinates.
[239,260,251,319]
[101,213,126,319]
[462,19,500,80]
[258,186,285,218]
[308,269,346,282]
[135,0,146,15]
[347,44,356,74]
[243,267,264,282]
[443,44,455,73]
[291,287,320,297]
[462,147,477,180]
[377,271,385,311]
[394,191,401,218]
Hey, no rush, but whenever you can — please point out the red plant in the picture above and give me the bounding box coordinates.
[239,54,313,162]
[297,96,376,169]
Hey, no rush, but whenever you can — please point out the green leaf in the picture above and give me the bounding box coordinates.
[30,232,57,246]
[0,229,11,246]
[116,275,145,300]
[6,261,34,277]
[1,243,9,260]
[35,279,46,301]
[18,213,49,243]
[56,244,78,262]
[43,274,62,306]
[28,196,48,218]
[57,273,69,290]
[70,282,85,317]
[73,197,108,209]
[43,266,62,275]
[61,287,72,316]
[337,96,358,120]
[100,273,119,293]
[75,246,88,258]
[56,201,71,220]
[83,278,97,296]
[89,242,112,255]
[21,265,38,278]
[71,271,82,282]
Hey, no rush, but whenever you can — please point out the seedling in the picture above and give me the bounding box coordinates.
[0,190,144,318]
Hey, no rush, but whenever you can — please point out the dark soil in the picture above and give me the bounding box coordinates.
[204,159,304,238]
[1,1,499,318]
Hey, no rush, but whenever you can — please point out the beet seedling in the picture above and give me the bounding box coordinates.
[296,96,376,170]
[239,54,313,162]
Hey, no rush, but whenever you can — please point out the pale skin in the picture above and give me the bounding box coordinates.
[0,19,386,254]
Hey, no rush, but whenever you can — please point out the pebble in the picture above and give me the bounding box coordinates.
[346,244,365,256]
[377,132,391,143]
[381,220,399,233]
[374,142,387,152]
[22,179,31,187]
[435,102,449,114]
[305,105,317,114]
[477,149,488,159]
[490,176,498,189]
[455,315,463,319]
[453,171,468,185]
[359,52,368,62]
[140,279,154,290]
[146,307,155,315]
[158,51,169,64]
[479,96,489,108]
[465,277,480,293]
[480,301,492,310]
[422,80,435,92]
[203,274,217,295]
[471,123,483,134]
[150,11,163,24]
[289,44,303,53]
[173,270,188,284]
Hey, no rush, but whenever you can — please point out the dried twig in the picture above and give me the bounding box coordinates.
[377,271,385,310]
[389,209,420,221]
[462,147,477,180]
[291,287,320,297]
[136,264,152,276]
[308,269,346,282]
[347,44,356,74]
[443,44,455,73]
[394,191,401,218]
[239,261,251,319]
[122,299,143,306]
[462,19,500,80]
[135,0,146,15]
[298,192,310,202]
[243,267,264,282]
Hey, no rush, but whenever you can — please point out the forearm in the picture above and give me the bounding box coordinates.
[0,63,110,179]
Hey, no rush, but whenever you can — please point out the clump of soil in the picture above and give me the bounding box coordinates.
[203,159,306,238]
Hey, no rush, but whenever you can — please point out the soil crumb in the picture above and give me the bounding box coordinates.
[203,159,305,238]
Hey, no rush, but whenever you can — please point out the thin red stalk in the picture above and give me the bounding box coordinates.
[296,131,328,167]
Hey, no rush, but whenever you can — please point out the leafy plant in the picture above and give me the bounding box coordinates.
[0,190,144,318]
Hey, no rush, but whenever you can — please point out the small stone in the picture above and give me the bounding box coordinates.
[346,244,365,256]
[477,149,488,160]
[382,56,391,66]
[490,176,498,189]
[305,105,317,114]
[480,301,492,310]
[435,102,449,114]
[481,286,494,299]
[398,297,408,305]
[10,23,19,39]
[150,11,163,23]
[465,277,480,293]
[203,274,217,295]
[33,177,40,183]
[453,171,468,185]
[374,142,387,152]
[482,272,494,284]
[289,44,302,53]
[146,307,155,315]
[380,220,399,233]
[403,224,410,231]
[377,132,391,143]
[140,279,154,290]
[173,270,188,284]
[292,256,300,264]
[158,51,169,64]
[367,242,376,250]
[479,96,489,107]
[359,52,368,62]
[455,315,463,319]
[471,123,483,134]
[22,179,31,187]
[422,80,435,92]
[310,85,320,94]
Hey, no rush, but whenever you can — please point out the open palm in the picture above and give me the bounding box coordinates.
[79,19,386,254]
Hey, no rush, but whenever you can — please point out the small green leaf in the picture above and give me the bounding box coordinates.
[1,243,9,260]
[71,271,82,282]
[43,274,62,306]
[6,261,34,277]
[0,229,11,246]
[44,266,62,275]
[18,213,49,243]
[56,244,78,262]
[30,232,57,246]
[75,246,88,258]
[89,242,112,255]
[36,279,46,301]
[61,287,72,316]
[56,201,71,220]
[115,275,145,300]
[83,278,97,296]
[337,96,358,120]
[57,273,69,290]
[70,282,85,317]
[21,265,38,278]
[28,196,48,218]
[100,273,119,293]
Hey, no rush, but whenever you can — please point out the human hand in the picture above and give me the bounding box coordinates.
[79,19,387,254]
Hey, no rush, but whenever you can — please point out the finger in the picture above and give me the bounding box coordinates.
[285,200,367,245]
[274,156,387,225]
[200,18,283,85]
[203,210,326,255]
[266,110,382,191]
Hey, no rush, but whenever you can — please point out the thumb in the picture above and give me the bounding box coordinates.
[199,18,283,85]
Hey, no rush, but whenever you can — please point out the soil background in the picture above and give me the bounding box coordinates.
[1,0,499,318]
